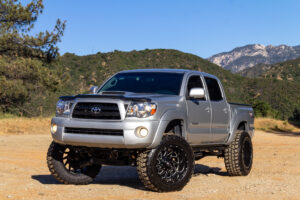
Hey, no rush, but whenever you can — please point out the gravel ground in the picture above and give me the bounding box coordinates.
[0,130,299,200]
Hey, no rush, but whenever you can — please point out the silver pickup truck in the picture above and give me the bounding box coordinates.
[47,69,254,192]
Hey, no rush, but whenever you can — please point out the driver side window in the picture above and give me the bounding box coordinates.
[186,75,205,100]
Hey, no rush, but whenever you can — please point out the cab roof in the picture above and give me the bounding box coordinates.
[119,68,218,79]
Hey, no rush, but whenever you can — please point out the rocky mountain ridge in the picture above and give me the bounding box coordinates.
[208,44,300,72]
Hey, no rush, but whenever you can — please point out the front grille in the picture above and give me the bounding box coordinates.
[65,127,123,136]
[72,102,121,120]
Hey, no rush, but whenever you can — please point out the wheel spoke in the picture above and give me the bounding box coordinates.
[156,144,188,183]
[61,146,89,174]
[64,159,69,166]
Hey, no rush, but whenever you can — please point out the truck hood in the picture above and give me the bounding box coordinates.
[59,91,179,102]
[121,92,178,100]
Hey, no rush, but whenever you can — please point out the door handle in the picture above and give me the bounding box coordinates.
[223,108,228,114]
[205,107,210,113]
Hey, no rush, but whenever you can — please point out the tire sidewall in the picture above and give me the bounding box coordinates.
[48,142,101,184]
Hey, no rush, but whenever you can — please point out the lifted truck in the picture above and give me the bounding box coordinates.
[47,69,254,192]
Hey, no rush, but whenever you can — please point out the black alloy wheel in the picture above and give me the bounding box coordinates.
[155,145,188,183]
[242,136,253,170]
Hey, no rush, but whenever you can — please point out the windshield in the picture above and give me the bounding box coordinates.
[99,72,184,95]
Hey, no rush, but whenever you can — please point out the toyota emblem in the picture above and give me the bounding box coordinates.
[91,106,101,114]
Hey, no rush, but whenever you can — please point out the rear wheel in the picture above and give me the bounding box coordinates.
[47,142,101,184]
[137,135,194,192]
[224,131,253,176]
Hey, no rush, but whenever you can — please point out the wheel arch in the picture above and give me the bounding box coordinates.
[237,121,247,131]
[164,119,184,136]
[226,116,250,145]
[147,110,186,149]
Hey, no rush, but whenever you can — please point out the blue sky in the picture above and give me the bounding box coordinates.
[31,0,300,58]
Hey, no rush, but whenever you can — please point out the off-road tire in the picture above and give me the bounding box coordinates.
[47,141,101,184]
[224,131,253,176]
[137,135,194,192]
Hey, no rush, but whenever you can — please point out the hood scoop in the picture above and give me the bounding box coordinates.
[101,91,126,95]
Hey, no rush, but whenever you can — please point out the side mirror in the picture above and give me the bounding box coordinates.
[189,88,205,99]
[90,86,98,94]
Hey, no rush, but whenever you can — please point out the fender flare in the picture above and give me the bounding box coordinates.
[147,109,186,149]
[226,112,250,144]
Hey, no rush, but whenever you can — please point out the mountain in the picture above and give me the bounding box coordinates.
[208,44,300,73]
[239,57,300,81]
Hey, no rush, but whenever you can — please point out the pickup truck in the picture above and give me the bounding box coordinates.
[47,69,254,192]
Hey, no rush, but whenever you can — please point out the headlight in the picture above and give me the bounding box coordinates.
[126,102,157,118]
[56,100,72,116]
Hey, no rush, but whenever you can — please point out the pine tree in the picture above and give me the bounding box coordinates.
[0,0,66,61]
[0,0,65,116]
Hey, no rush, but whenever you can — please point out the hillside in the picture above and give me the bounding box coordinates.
[2,48,300,120]
[56,49,246,102]
[56,49,300,120]
[239,57,300,81]
[208,44,300,72]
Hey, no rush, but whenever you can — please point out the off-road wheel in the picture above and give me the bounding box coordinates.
[224,131,253,176]
[137,135,194,192]
[47,141,101,184]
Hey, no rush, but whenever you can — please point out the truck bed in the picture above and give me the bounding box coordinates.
[229,102,252,107]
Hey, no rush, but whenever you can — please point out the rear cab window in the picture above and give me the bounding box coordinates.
[204,77,223,101]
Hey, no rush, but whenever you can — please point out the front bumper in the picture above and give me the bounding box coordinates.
[51,117,167,149]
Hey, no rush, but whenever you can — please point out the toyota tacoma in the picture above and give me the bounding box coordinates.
[47,69,254,192]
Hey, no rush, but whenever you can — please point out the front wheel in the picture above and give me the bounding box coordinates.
[224,131,253,176]
[47,142,101,184]
[137,135,195,192]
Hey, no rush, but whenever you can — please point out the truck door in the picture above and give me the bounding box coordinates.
[186,75,212,144]
[204,77,230,143]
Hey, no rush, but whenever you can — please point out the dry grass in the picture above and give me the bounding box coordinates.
[0,117,300,135]
[254,117,300,133]
[0,117,51,135]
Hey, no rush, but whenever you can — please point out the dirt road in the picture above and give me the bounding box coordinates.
[0,130,299,200]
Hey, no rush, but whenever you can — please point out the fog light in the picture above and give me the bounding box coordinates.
[140,128,148,137]
[51,123,58,134]
[136,127,148,137]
